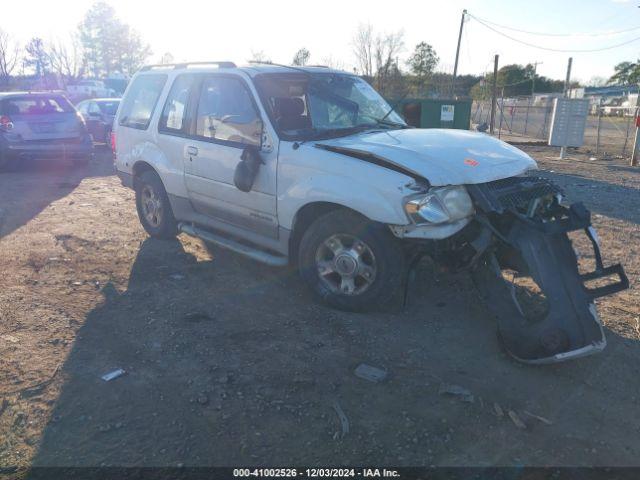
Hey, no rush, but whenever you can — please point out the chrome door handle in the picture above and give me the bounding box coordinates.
[187,146,198,156]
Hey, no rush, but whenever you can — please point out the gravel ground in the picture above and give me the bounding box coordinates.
[0,146,639,474]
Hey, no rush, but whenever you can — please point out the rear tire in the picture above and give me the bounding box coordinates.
[298,209,405,312]
[135,170,178,239]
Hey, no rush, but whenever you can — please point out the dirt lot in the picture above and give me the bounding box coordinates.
[0,146,639,473]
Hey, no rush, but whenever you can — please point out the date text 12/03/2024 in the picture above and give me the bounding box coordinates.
[233,468,401,478]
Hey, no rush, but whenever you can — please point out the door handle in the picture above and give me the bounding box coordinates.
[187,146,198,156]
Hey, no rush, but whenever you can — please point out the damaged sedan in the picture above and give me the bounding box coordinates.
[114,62,628,364]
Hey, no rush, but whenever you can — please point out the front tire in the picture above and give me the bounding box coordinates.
[298,209,406,312]
[135,170,178,239]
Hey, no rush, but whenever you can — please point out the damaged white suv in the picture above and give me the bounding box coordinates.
[114,62,628,364]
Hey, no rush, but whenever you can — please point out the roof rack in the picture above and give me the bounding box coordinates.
[140,61,236,71]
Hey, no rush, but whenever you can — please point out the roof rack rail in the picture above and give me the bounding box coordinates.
[140,61,236,71]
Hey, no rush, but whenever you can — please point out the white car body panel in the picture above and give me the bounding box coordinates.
[114,64,539,255]
[317,128,537,187]
[276,141,417,230]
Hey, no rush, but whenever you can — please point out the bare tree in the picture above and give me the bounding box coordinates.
[352,24,374,77]
[48,36,85,82]
[373,30,404,94]
[292,47,310,66]
[250,50,271,64]
[321,55,350,72]
[353,24,404,93]
[0,29,20,85]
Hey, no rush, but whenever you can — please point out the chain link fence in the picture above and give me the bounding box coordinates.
[472,97,638,157]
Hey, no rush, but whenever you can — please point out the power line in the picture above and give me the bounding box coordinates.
[471,14,640,38]
[470,14,640,53]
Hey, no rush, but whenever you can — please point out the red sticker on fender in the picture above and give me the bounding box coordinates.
[464,158,479,166]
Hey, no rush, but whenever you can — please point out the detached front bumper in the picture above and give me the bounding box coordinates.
[466,177,628,364]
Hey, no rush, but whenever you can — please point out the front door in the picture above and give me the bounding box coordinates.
[183,75,278,238]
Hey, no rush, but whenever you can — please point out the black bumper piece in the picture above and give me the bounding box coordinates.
[468,177,628,364]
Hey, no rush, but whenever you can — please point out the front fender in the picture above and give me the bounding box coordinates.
[278,173,410,230]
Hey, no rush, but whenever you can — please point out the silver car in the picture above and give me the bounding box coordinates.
[0,92,93,169]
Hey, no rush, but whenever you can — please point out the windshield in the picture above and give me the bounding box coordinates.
[254,72,406,140]
[97,101,120,115]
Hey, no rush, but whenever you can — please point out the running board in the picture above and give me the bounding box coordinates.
[178,222,288,267]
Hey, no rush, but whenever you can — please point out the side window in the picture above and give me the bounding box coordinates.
[159,74,195,134]
[118,74,167,130]
[77,102,88,115]
[195,76,261,146]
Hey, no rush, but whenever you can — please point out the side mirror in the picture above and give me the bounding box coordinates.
[234,146,264,193]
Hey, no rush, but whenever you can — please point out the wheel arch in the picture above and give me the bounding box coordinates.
[132,160,161,188]
[289,201,371,263]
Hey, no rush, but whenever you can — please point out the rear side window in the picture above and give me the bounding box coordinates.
[118,74,167,130]
[1,96,74,115]
[159,74,196,134]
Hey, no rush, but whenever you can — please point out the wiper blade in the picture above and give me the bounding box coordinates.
[374,118,409,128]
[311,125,378,139]
[377,91,410,125]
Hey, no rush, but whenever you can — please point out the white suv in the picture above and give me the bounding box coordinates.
[114,61,627,364]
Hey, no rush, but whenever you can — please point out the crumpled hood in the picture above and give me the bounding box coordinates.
[316,128,538,186]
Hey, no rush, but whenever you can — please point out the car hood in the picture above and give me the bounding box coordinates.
[315,128,537,186]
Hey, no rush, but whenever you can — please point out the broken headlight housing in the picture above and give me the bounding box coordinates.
[404,186,474,224]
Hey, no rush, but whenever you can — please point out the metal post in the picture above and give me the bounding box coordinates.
[596,98,603,156]
[498,87,505,139]
[631,86,640,166]
[524,97,531,135]
[489,54,499,134]
[541,97,551,138]
[623,108,632,156]
[451,9,467,97]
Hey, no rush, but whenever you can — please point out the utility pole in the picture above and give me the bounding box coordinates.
[563,57,573,98]
[631,84,640,166]
[560,57,573,159]
[489,54,499,134]
[451,9,467,98]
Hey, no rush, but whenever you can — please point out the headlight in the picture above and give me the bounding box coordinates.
[404,186,474,224]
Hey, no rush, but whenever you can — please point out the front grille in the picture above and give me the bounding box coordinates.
[469,176,560,213]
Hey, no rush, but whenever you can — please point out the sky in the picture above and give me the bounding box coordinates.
[1,0,639,83]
